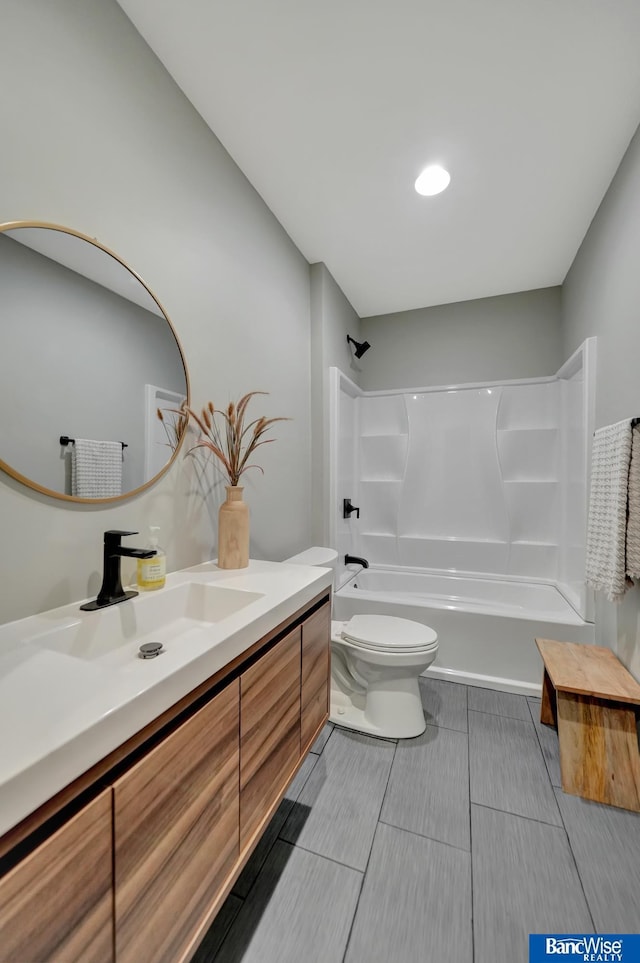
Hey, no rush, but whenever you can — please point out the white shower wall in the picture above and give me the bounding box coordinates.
[330,340,594,616]
[357,380,561,577]
[557,339,597,618]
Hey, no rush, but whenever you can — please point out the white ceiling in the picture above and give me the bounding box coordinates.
[117,0,640,317]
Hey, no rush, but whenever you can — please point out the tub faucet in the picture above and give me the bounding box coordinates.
[345,554,369,569]
[80,530,156,611]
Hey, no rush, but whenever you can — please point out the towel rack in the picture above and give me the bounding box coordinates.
[60,435,128,449]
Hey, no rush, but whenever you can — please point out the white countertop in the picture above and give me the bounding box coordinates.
[0,559,332,839]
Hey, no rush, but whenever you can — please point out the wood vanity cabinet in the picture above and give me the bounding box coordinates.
[0,790,113,963]
[114,682,240,963]
[240,625,302,847]
[0,590,331,963]
[301,601,331,750]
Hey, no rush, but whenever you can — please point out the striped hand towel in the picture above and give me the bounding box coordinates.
[626,422,640,579]
[585,419,633,602]
[72,438,122,498]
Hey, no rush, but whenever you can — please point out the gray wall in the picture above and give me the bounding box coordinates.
[562,122,640,679]
[310,263,362,544]
[360,288,563,390]
[0,0,312,623]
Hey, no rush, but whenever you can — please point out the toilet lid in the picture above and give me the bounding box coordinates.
[341,614,438,653]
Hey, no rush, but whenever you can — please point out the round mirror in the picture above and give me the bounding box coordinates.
[0,221,189,502]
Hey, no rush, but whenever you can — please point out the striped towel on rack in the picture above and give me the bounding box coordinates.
[71,439,122,498]
[626,422,640,579]
[585,419,633,602]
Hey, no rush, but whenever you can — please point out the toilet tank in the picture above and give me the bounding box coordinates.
[284,547,338,590]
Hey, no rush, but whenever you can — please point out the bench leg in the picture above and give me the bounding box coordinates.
[540,668,557,726]
[556,692,640,812]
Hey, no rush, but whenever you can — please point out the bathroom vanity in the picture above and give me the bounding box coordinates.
[0,560,332,963]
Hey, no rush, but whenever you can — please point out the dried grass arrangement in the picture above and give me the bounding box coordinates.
[156,402,188,453]
[185,392,288,487]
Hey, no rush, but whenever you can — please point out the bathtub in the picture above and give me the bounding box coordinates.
[333,567,595,695]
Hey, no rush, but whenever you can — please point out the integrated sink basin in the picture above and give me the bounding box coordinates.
[0,558,334,839]
[28,582,265,668]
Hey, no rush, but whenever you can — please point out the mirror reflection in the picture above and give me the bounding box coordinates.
[0,222,189,502]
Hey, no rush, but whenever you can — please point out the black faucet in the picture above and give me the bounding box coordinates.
[345,554,369,568]
[80,530,156,611]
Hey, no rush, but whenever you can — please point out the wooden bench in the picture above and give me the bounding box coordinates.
[535,638,640,811]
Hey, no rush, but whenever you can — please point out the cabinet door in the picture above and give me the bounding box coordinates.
[301,601,331,750]
[114,681,239,963]
[0,789,113,963]
[240,627,301,847]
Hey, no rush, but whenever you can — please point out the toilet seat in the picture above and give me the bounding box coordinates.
[340,614,438,654]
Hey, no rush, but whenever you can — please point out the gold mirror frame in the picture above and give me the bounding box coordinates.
[0,220,190,503]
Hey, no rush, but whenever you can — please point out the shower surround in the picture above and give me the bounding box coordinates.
[329,340,596,692]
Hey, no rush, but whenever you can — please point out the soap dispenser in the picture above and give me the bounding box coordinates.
[137,526,166,591]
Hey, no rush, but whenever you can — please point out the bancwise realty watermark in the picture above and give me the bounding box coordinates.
[529,934,640,961]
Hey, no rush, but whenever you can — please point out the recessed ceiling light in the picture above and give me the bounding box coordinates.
[415,165,451,196]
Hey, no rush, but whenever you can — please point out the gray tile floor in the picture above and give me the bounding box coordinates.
[193,678,640,963]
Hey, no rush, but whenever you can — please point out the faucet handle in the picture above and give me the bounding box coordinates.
[103,530,139,552]
[343,498,360,519]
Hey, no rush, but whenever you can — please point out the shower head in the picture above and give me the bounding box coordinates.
[347,335,371,359]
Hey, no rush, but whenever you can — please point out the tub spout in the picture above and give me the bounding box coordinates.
[345,554,369,568]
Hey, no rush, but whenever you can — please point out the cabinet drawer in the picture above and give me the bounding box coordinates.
[114,681,240,963]
[240,626,301,846]
[301,602,331,704]
[0,789,113,963]
[301,681,329,750]
[301,602,330,748]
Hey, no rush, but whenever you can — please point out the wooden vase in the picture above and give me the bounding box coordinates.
[217,485,249,569]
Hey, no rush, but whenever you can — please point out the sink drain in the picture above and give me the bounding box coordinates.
[139,641,164,659]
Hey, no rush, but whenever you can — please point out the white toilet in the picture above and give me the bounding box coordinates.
[284,548,439,739]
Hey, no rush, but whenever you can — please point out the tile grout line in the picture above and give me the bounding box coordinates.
[471,800,568,831]
[422,719,469,735]
[331,723,398,745]
[467,705,537,723]
[419,676,470,734]
[550,787,598,934]
[231,739,325,909]
[377,817,471,854]
[230,744,311,903]
[283,839,367,876]
[469,703,565,830]
[467,686,476,963]
[340,736,400,963]
[525,700,565,828]
[207,896,245,963]
[526,700,597,932]
[526,697,562,791]
[524,697,597,930]
[235,801,296,903]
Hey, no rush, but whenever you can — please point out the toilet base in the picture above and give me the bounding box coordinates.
[329,674,427,739]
